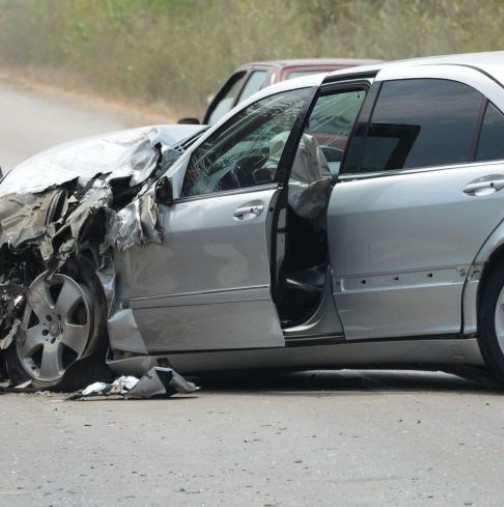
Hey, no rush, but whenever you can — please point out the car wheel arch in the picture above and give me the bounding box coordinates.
[475,255,504,385]
[477,246,504,320]
[462,217,504,332]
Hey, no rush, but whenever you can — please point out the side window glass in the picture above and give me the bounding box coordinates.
[305,89,366,180]
[182,88,312,198]
[237,70,268,103]
[344,79,483,173]
[283,88,365,220]
[207,72,246,125]
[476,102,504,161]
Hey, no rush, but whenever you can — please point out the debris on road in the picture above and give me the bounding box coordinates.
[67,366,199,400]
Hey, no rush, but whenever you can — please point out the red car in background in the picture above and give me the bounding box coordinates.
[181,58,379,125]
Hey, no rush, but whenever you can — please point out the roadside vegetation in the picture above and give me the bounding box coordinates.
[0,0,503,117]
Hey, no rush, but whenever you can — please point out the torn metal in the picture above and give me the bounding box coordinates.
[0,124,204,388]
[68,367,199,400]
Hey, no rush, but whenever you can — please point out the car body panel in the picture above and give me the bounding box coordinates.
[325,63,504,340]
[115,186,285,352]
[106,338,485,378]
[329,162,504,339]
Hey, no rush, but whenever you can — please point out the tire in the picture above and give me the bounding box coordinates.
[6,256,109,390]
[478,264,504,386]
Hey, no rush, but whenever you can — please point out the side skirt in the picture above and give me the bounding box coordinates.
[107,336,485,377]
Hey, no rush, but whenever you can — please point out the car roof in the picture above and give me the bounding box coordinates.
[238,51,504,96]
[322,51,504,86]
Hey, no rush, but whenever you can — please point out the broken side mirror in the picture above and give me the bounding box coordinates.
[155,176,174,206]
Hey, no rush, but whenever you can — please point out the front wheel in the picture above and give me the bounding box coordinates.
[478,265,504,385]
[6,257,108,390]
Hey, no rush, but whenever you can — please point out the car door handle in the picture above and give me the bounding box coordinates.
[463,175,504,196]
[233,202,264,220]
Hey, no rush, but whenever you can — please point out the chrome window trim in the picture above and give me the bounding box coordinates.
[337,157,504,182]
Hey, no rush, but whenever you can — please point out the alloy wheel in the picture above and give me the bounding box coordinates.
[17,273,93,383]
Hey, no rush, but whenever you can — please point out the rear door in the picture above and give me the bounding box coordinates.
[328,66,504,340]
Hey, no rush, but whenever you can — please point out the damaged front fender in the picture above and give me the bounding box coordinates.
[0,124,204,389]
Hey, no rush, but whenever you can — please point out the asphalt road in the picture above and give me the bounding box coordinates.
[0,80,130,173]
[0,371,502,507]
[0,80,503,507]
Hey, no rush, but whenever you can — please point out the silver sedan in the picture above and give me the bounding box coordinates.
[2,51,504,390]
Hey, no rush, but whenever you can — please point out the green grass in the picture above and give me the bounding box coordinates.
[0,0,503,117]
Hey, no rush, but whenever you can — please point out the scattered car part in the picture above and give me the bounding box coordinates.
[67,367,199,399]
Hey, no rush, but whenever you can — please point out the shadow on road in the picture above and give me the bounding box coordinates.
[191,369,501,396]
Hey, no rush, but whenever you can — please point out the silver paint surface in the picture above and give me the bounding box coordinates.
[328,163,504,339]
[118,187,285,351]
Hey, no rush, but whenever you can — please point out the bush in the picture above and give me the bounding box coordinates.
[0,0,503,117]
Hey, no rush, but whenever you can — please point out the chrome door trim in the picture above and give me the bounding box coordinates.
[130,285,270,309]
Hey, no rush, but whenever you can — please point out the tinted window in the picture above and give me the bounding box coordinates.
[344,79,483,173]
[476,102,504,161]
[182,88,312,197]
[238,70,268,103]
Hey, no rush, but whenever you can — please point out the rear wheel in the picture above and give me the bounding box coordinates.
[478,265,504,385]
[6,257,108,390]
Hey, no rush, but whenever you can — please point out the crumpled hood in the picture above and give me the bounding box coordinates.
[0,123,204,196]
[0,122,205,265]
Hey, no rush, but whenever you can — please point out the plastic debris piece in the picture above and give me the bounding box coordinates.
[126,367,199,399]
[67,367,199,400]
[81,381,111,396]
[0,318,20,350]
[109,375,139,394]
[13,380,33,390]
